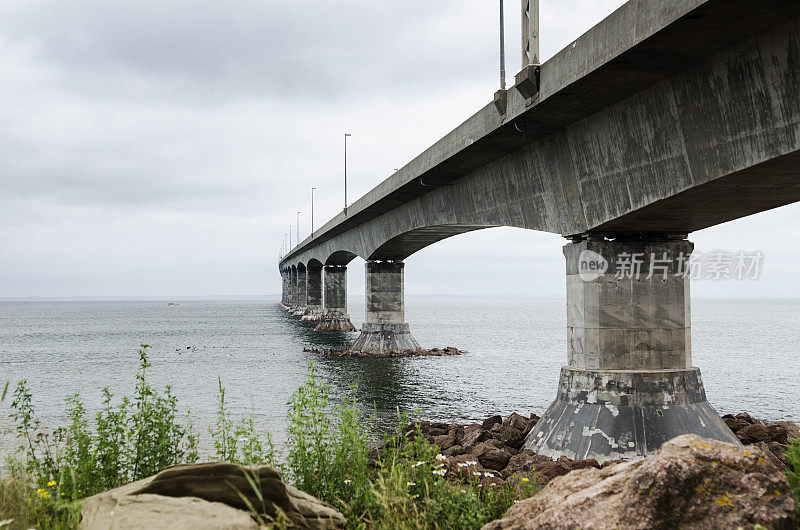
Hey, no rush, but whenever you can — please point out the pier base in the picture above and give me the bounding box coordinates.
[523,367,739,461]
[350,260,422,354]
[350,323,422,353]
[524,237,737,462]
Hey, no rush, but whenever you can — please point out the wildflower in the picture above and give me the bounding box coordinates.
[0,519,14,528]
[406,481,416,486]
[344,479,352,485]
[466,460,478,466]
[47,480,57,487]
[460,489,467,494]
[411,460,425,468]
[412,494,419,499]
[472,471,481,476]
[514,500,520,504]
[435,454,446,462]
[36,488,50,499]
[521,477,530,483]
[432,468,446,476]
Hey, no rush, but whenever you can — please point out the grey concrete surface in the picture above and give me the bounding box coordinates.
[350,261,422,354]
[314,265,355,332]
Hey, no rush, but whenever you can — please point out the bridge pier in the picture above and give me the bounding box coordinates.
[350,260,422,354]
[292,266,308,317]
[301,263,324,321]
[523,237,738,462]
[288,267,298,311]
[314,265,356,332]
[281,270,289,309]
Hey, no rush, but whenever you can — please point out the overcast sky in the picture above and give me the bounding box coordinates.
[1,0,799,299]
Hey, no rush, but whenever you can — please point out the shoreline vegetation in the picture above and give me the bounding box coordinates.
[0,346,798,529]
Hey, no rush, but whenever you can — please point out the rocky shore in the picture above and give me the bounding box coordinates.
[302,346,464,358]
[404,411,799,488]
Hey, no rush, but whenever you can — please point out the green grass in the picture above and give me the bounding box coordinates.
[786,436,800,526]
[1,349,536,529]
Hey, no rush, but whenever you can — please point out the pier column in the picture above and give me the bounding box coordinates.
[293,266,308,316]
[315,265,356,331]
[289,267,298,310]
[281,270,288,308]
[301,263,324,321]
[524,237,738,462]
[350,260,422,354]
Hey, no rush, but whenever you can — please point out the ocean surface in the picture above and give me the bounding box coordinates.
[1,298,798,458]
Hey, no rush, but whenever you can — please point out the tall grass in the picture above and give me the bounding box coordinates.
[2,352,536,529]
[786,436,800,525]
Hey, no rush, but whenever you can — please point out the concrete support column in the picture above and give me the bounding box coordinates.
[524,238,738,461]
[301,264,324,322]
[280,270,288,308]
[293,267,308,316]
[314,265,356,331]
[289,267,298,310]
[350,260,422,354]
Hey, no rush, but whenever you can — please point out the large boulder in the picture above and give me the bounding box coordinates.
[483,435,796,530]
[80,462,346,530]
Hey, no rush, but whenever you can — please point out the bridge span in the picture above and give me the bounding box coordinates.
[277,0,800,462]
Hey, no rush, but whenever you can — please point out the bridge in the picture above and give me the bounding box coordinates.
[277,0,800,462]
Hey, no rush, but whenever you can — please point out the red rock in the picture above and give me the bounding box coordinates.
[461,424,488,449]
[472,442,512,471]
[482,415,503,430]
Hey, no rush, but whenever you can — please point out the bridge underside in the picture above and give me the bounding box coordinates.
[279,0,800,461]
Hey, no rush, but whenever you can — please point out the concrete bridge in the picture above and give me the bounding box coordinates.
[278,0,800,462]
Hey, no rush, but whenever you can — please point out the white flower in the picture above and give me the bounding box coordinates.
[460,489,467,494]
[406,482,416,486]
[344,479,351,485]
[484,471,496,478]
[466,461,478,466]
[0,520,14,528]
[432,468,447,476]
[411,460,426,468]
[435,454,446,461]
[472,471,481,476]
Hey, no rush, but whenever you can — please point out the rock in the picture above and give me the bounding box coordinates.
[445,454,485,481]
[472,442,512,471]
[502,451,553,479]
[529,461,571,486]
[503,412,529,432]
[81,462,346,530]
[774,420,800,443]
[497,424,527,450]
[753,441,788,471]
[736,421,770,444]
[483,435,796,530]
[443,444,467,457]
[735,412,756,423]
[433,433,457,451]
[462,424,489,448]
[482,415,503,430]
[723,415,751,433]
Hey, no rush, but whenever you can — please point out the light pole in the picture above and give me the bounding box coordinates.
[500,0,506,90]
[297,211,300,243]
[289,225,292,249]
[344,133,351,214]
[311,187,316,237]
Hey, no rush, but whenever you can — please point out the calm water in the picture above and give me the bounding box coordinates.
[1,298,798,458]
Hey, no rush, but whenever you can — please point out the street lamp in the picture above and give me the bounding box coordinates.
[297,211,300,243]
[311,187,316,236]
[344,133,352,214]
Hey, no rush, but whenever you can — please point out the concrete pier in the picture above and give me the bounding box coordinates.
[293,265,308,316]
[350,260,422,354]
[523,238,739,461]
[288,267,298,311]
[314,265,356,331]
[301,263,324,322]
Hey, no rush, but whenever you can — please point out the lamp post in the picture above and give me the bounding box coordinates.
[344,133,351,214]
[311,187,316,236]
[296,212,300,243]
[289,225,292,249]
[500,0,506,90]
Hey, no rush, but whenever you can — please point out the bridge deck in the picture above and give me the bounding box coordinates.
[282,0,800,265]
